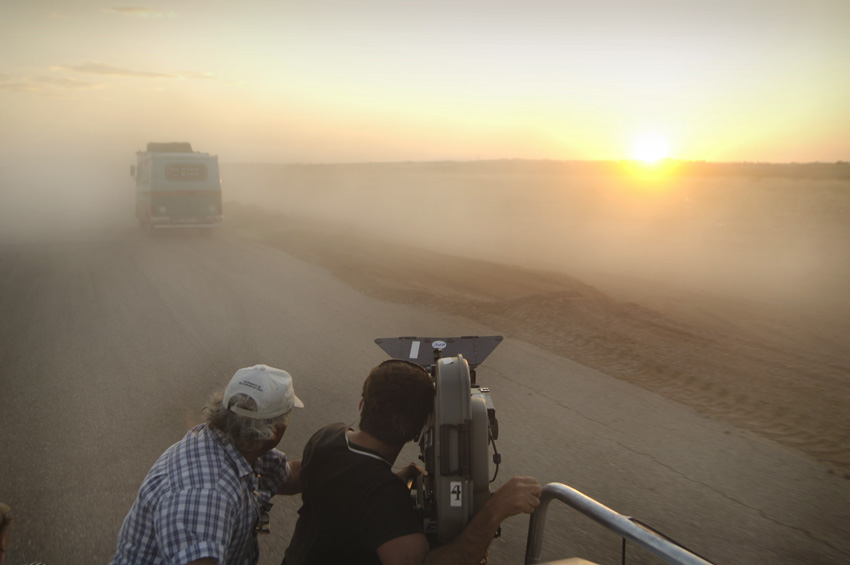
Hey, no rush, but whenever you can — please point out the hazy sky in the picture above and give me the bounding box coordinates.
[1,0,849,165]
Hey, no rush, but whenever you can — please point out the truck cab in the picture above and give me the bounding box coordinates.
[131,142,223,231]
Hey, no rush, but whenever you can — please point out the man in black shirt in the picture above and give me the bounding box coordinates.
[283,359,541,565]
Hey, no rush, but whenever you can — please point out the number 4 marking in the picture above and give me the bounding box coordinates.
[450,481,462,507]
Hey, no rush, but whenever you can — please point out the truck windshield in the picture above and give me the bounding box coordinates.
[165,163,208,181]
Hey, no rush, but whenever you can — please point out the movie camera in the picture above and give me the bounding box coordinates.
[374,335,504,546]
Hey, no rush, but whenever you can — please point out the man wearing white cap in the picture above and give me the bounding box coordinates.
[112,364,305,565]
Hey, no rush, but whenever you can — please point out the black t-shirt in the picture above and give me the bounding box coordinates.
[283,423,423,565]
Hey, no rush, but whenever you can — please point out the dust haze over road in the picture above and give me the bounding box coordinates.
[3,157,847,324]
[1,159,849,564]
[220,160,850,355]
[0,153,134,241]
[3,158,850,462]
[221,161,850,307]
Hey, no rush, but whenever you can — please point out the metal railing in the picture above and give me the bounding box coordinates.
[525,483,714,565]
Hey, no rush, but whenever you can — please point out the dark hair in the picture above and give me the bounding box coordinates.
[359,360,434,445]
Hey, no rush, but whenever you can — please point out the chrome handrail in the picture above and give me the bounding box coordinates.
[525,483,713,565]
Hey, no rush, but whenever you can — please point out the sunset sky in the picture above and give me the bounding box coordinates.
[1,0,849,166]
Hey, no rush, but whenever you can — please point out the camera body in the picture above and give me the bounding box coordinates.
[374,335,503,545]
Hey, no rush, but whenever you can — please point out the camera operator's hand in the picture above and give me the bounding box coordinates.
[396,462,426,485]
[415,476,542,565]
[488,476,542,520]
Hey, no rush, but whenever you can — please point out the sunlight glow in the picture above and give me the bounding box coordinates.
[632,133,670,163]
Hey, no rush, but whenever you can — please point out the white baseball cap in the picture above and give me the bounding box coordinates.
[223,364,304,419]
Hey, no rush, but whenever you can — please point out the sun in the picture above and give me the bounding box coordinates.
[623,131,677,182]
[632,132,670,163]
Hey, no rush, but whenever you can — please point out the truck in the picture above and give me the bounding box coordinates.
[130,142,223,231]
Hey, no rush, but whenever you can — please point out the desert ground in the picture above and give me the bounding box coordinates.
[222,160,850,478]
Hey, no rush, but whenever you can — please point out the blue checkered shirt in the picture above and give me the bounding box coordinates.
[112,424,290,565]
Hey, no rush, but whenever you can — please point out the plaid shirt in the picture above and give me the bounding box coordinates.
[112,424,290,565]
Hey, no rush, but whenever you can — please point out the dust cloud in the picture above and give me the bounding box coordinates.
[3,154,848,354]
[3,156,848,470]
[0,152,136,242]
[220,161,850,334]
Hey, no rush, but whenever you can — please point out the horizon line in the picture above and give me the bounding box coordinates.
[222,158,850,167]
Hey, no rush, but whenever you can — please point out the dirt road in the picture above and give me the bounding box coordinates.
[1,216,848,564]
